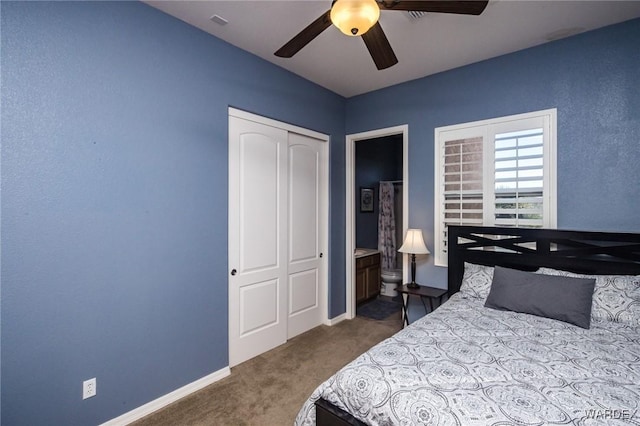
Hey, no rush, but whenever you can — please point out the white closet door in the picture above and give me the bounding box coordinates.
[287,133,326,339]
[228,117,288,367]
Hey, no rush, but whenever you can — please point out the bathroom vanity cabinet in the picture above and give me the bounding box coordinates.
[355,252,381,304]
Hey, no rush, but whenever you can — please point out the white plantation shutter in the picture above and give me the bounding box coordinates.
[493,128,545,227]
[434,110,556,266]
[441,137,484,260]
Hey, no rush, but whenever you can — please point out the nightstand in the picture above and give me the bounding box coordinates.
[396,284,447,327]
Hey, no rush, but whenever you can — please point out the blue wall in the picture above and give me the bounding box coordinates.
[1,2,344,424]
[346,18,640,289]
[2,1,639,423]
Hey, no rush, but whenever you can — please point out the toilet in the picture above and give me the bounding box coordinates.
[380,269,402,297]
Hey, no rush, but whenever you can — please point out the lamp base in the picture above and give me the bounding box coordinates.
[406,253,420,289]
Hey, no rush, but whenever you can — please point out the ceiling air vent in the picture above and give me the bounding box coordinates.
[405,10,427,21]
[210,14,228,26]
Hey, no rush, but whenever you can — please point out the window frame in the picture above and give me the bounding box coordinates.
[434,109,557,267]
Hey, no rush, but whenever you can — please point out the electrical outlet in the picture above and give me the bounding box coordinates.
[83,378,96,400]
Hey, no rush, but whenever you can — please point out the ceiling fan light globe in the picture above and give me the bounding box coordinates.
[330,0,380,37]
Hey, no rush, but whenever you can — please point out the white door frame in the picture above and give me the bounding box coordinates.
[228,107,330,361]
[345,125,409,320]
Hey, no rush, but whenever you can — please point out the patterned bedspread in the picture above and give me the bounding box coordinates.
[295,293,640,425]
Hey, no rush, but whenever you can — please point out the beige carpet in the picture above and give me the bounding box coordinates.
[131,312,402,426]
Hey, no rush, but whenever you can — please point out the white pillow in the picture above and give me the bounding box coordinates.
[460,262,494,300]
[537,267,640,326]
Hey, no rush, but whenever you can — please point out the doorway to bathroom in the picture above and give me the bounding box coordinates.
[345,125,408,321]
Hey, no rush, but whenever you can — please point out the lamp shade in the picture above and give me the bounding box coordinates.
[330,0,380,36]
[398,229,430,254]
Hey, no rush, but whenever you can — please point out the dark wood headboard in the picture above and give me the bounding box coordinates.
[447,226,640,296]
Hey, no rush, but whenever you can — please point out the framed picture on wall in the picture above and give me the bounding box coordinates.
[360,187,374,212]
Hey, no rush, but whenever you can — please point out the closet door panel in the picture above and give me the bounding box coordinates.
[287,133,325,339]
[229,117,288,367]
[239,134,280,272]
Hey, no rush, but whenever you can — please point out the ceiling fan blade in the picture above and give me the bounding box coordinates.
[378,1,489,15]
[361,22,398,70]
[275,10,332,58]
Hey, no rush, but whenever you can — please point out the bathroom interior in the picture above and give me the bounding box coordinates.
[355,134,404,319]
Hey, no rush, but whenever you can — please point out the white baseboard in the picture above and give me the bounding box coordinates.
[101,366,231,426]
[325,313,347,326]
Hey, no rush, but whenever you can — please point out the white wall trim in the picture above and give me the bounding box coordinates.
[229,107,328,142]
[345,125,409,320]
[100,367,231,426]
[324,313,347,326]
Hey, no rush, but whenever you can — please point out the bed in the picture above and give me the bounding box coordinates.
[296,226,640,425]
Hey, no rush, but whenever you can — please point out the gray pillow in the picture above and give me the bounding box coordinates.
[485,266,596,329]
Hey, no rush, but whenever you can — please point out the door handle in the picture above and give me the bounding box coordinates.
[319,253,323,258]
[231,269,237,276]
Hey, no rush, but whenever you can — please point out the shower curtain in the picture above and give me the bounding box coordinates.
[378,182,396,270]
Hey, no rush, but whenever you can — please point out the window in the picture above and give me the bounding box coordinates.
[434,109,557,266]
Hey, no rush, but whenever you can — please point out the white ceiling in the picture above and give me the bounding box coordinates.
[145,0,640,98]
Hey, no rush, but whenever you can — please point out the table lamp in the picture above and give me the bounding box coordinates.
[398,228,430,289]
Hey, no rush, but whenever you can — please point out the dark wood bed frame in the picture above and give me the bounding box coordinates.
[315,226,640,426]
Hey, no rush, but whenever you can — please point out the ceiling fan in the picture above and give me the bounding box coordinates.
[275,0,489,70]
